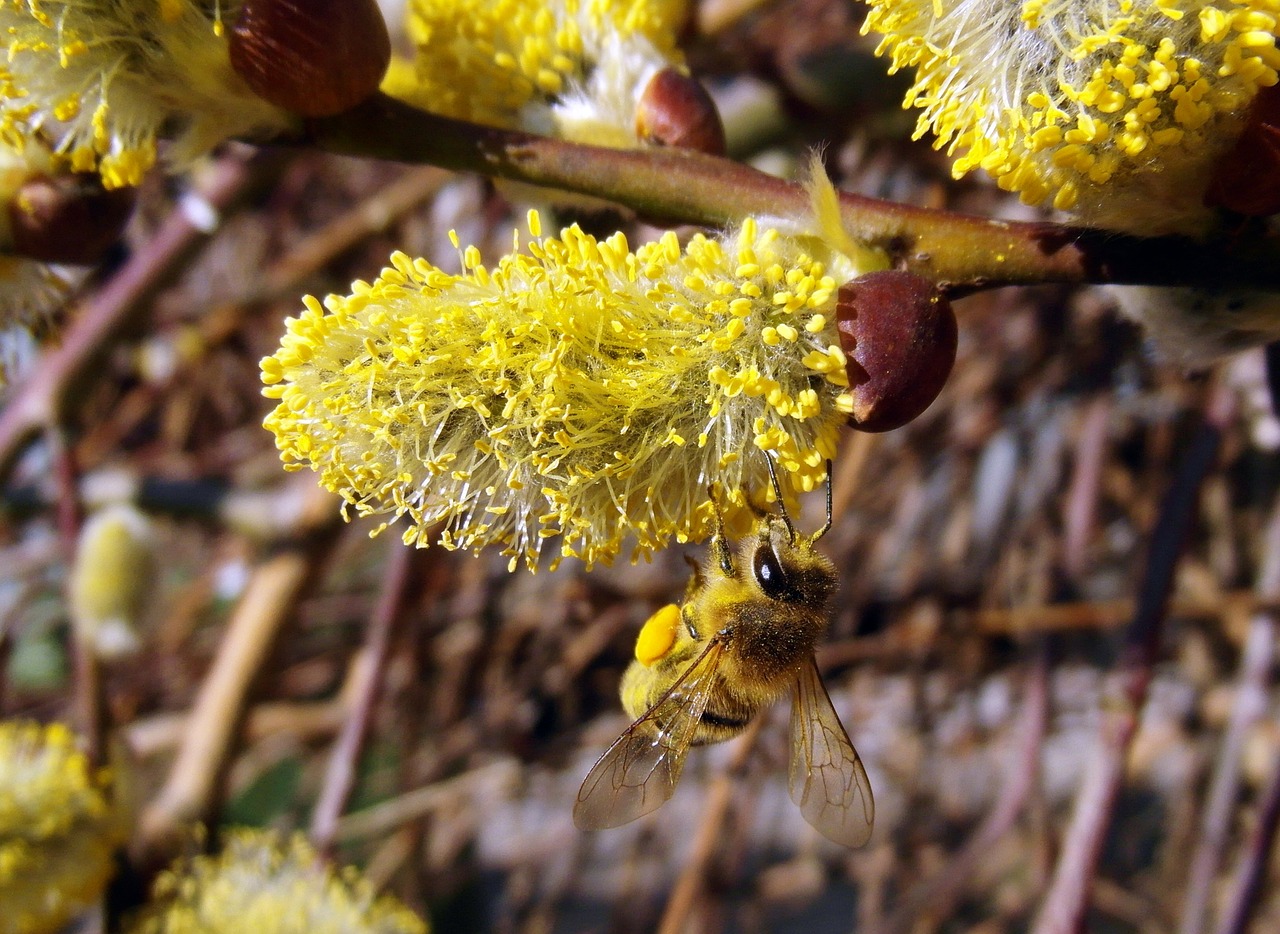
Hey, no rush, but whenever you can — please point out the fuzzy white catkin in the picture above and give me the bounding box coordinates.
[1107,285,1280,366]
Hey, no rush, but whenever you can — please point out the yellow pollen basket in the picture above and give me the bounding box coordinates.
[635,603,681,665]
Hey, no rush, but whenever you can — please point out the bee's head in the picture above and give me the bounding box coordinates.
[747,457,836,604]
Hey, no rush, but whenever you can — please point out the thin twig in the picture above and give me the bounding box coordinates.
[875,646,1048,934]
[1062,394,1112,582]
[310,541,417,861]
[126,698,347,758]
[971,593,1254,638]
[831,430,878,524]
[656,716,766,934]
[335,761,518,843]
[1198,485,1280,934]
[1215,749,1280,934]
[45,423,110,772]
[304,94,1280,293]
[258,166,448,299]
[137,485,340,866]
[1032,384,1233,934]
[1179,490,1280,934]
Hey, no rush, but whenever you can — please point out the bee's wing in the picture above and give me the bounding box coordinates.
[788,656,875,847]
[574,639,726,830]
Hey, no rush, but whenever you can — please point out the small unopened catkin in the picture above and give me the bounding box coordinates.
[68,503,156,660]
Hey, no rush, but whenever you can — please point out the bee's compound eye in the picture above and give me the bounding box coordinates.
[635,603,681,665]
[752,545,792,600]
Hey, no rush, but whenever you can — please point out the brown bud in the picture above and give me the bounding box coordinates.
[636,68,727,156]
[836,270,956,432]
[8,175,135,264]
[228,0,392,117]
[1205,83,1280,217]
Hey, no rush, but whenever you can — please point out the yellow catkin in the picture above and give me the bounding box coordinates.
[127,829,427,934]
[0,721,126,934]
[862,0,1280,233]
[69,503,155,659]
[0,0,292,188]
[395,0,687,147]
[262,212,881,570]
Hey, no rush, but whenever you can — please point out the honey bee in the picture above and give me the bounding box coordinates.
[574,458,874,847]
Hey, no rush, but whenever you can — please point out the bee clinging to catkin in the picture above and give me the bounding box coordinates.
[574,457,874,847]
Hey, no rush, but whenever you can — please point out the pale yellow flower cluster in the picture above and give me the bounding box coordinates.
[129,829,427,934]
[0,721,125,934]
[263,209,875,570]
[863,0,1280,233]
[70,503,156,659]
[0,0,290,188]
[394,0,688,147]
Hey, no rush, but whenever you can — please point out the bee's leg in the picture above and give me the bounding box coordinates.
[681,601,701,640]
[813,458,834,541]
[763,453,796,543]
[706,484,735,577]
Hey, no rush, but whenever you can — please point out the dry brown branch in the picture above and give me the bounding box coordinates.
[310,541,417,861]
[137,483,340,865]
[1179,491,1280,934]
[1031,385,1234,934]
[656,716,767,934]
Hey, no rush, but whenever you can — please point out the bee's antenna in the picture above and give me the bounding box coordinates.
[814,459,833,542]
[763,454,796,544]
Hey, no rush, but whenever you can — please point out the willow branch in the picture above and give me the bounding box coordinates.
[304,94,1280,293]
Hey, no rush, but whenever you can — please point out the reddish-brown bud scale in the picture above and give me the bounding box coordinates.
[836,270,956,432]
[229,0,392,117]
[8,176,136,264]
[636,68,727,156]
[1205,83,1280,217]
